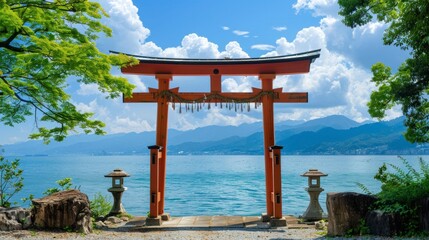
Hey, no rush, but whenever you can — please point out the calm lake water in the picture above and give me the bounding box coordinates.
[9,155,429,216]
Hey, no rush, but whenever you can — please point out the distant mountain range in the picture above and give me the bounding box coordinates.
[3,115,429,156]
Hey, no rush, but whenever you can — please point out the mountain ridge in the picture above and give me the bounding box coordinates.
[3,115,426,156]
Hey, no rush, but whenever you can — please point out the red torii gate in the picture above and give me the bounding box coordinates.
[114,49,320,226]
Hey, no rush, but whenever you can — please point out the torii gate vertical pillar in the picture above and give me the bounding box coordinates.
[270,145,286,226]
[260,74,286,226]
[147,145,162,225]
[155,74,171,221]
[260,74,276,219]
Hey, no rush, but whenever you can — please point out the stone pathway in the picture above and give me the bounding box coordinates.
[0,215,325,240]
[107,215,316,231]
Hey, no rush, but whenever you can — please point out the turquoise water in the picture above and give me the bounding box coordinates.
[10,155,428,216]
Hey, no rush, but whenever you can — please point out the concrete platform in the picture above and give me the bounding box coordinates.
[113,215,315,231]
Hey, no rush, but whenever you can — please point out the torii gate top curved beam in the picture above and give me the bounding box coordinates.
[111,49,320,76]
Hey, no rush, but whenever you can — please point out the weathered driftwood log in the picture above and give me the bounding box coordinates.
[31,189,92,234]
[326,192,376,236]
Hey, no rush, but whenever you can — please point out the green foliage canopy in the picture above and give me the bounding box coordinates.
[0,0,138,143]
[338,0,429,143]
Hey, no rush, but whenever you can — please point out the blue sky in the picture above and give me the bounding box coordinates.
[1,0,409,145]
[133,0,319,53]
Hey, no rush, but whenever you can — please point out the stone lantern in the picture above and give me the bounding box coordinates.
[105,169,130,216]
[301,169,327,221]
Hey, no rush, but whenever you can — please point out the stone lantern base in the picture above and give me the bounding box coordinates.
[302,187,325,221]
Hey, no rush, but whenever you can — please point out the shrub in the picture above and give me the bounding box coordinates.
[0,151,24,207]
[90,192,112,219]
[360,156,429,236]
[374,156,429,210]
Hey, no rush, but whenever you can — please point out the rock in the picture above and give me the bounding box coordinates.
[31,189,92,234]
[105,216,122,224]
[94,221,106,229]
[0,207,32,230]
[315,221,326,230]
[366,210,404,236]
[326,192,377,236]
[0,213,21,231]
[120,216,129,222]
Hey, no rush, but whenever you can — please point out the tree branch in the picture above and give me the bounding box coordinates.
[0,31,25,52]
[1,76,62,123]
[0,30,19,46]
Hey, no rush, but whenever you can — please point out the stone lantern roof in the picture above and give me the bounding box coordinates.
[104,169,130,178]
[301,169,328,177]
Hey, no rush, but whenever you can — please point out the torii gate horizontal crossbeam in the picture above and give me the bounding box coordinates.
[123,88,308,103]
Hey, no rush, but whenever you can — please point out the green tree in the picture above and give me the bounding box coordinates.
[0,151,24,207]
[338,0,429,143]
[0,0,138,143]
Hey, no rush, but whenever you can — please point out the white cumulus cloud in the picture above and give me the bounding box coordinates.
[75,100,109,118]
[233,30,250,36]
[181,34,220,58]
[222,77,253,92]
[76,83,101,96]
[251,44,276,51]
[109,117,154,133]
[126,75,147,92]
[96,0,150,54]
[220,41,250,58]
[140,34,249,59]
[293,0,408,70]
[273,26,287,32]
[293,0,339,16]
[261,23,379,122]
